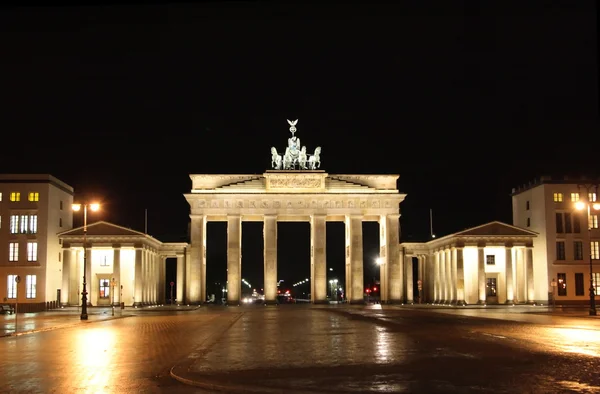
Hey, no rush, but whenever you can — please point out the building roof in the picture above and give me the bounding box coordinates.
[58,221,147,237]
[0,174,74,194]
[511,175,600,196]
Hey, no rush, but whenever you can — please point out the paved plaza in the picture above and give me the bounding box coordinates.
[2,304,600,393]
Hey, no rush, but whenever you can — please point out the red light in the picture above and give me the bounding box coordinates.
[366,289,371,293]
[277,290,281,294]
[373,287,377,291]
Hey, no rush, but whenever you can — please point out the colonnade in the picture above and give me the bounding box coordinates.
[187,213,402,305]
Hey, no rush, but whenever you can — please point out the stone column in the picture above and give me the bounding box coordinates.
[134,247,143,307]
[477,246,486,304]
[142,249,148,304]
[433,251,440,302]
[176,253,185,304]
[188,215,206,304]
[311,214,327,303]
[346,215,364,304]
[378,217,388,303]
[455,247,466,305]
[405,255,413,303]
[61,247,71,306]
[113,246,121,306]
[85,247,92,306]
[526,246,534,304]
[505,245,514,304]
[417,256,424,303]
[440,248,447,303]
[263,215,278,304]
[159,256,166,304]
[227,215,242,305]
[450,248,457,304]
[386,214,402,303]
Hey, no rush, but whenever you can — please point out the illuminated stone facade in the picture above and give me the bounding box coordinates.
[185,171,406,304]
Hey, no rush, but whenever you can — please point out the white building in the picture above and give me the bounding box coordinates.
[0,174,74,312]
[512,176,600,305]
[58,221,188,307]
[401,222,538,305]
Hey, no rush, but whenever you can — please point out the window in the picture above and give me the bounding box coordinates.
[59,218,62,228]
[526,201,530,210]
[556,213,564,233]
[58,252,61,262]
[26,275,36,298]
[527,218,531,227]
[100,256,110,267]
[590,215,599,229]
[9,242,19,262]
[565,213,572,233]
[554,193,563,202]
[571,193,580,202]
[575,273,585,296]
[28,192,39,202]
[9,214,38,234]
[10,215,18,234]
[592,241,600,260]
[10,192,20,202]
[574,241,583,260]
[486,255,495,265]
[99,279,110,298]
[60,200,63,210]
[557,273,567,296]
[0,192,2,201]
[589,192,597,202]
[7,275,17,299]
[594,273,600,297]
[27,242,37,262]
[556,242,565,260]
[574,215,581,233]
[486,278,497,296]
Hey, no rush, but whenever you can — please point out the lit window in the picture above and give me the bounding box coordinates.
[9,242,19,262]
[9,215,18,234]
[571,193,580,202]
[20,215,28,233]
[28,192,39,202]
[99,279,111,298]
[27,242,38,262]
[592,241,600,260]
[0,192,2,201]
[10,192,20,202]
[553,193,563,202]
[7,275,17,299]
[594,273,600,296]
[590,193,598,202]
[29,215,37,234]
[590,215,599,229]
[557,273,567,296]
[26,275,36,299]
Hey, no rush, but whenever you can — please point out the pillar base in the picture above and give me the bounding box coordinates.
[504,299,514,305]
[477,300,486,305]
[455,300,466,306]
[133,302,143,307]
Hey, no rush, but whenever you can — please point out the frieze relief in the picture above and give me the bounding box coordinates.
[192,198,398,212]
[270,177,322,188]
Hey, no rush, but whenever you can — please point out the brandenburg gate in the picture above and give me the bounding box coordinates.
[184,120,406,304]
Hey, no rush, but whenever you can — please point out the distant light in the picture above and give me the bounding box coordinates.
[72,204,81,211]
[593,203,600,211]
[89,203,100,212]
[575,201,586,210]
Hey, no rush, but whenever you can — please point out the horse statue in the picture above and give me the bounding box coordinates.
[308,147,321,170]
[283,147,294,170]
[271,147,282,170]
[298,146,308,170]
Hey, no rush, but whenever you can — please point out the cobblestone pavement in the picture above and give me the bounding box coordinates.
[2,304,600,393]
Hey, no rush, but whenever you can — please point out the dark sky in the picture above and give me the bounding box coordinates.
[1,2,597,291]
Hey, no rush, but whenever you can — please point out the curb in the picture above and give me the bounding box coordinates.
[1,314,133,338]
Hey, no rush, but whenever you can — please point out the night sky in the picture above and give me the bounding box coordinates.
[1,2,598,292]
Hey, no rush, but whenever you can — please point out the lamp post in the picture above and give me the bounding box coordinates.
[72,202,100,320]
[575,184,600,316]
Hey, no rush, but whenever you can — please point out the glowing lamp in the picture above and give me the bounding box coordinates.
[575,201,585,210]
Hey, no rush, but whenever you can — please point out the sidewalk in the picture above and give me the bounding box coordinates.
[0,304,199,337]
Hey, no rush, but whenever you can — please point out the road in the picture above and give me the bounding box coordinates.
[2,305,600,393]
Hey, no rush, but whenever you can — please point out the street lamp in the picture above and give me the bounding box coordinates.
[72,202,100,320]
[575,184,600,316]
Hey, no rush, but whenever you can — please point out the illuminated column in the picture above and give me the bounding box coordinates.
[152,251,158,304]
[455,246,466,306]
[188,215,206,304]
[134,246,143,307]
[405,255,413,303]
[227,215,242,305]
[526,246,535,304]
[143,248,149,304]
[450,247,457,304]
[417,255,424,303]
[439,249,446,303]
[311,214,327,303]
[176,253,185,304]
[378,216,388,303]
[263,215,278,304]
[85,247,92,306]
[477,246,486,304]
[159,255,166,304]
[433,251,439,302]
[61,247,71,306]
[346,215,364,304]
[113,246,121,306]
[505,245,514,304]
[386,214,402,303]
[441,248,448,303]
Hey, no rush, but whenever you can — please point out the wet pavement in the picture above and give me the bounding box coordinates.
[2,304,600,393]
